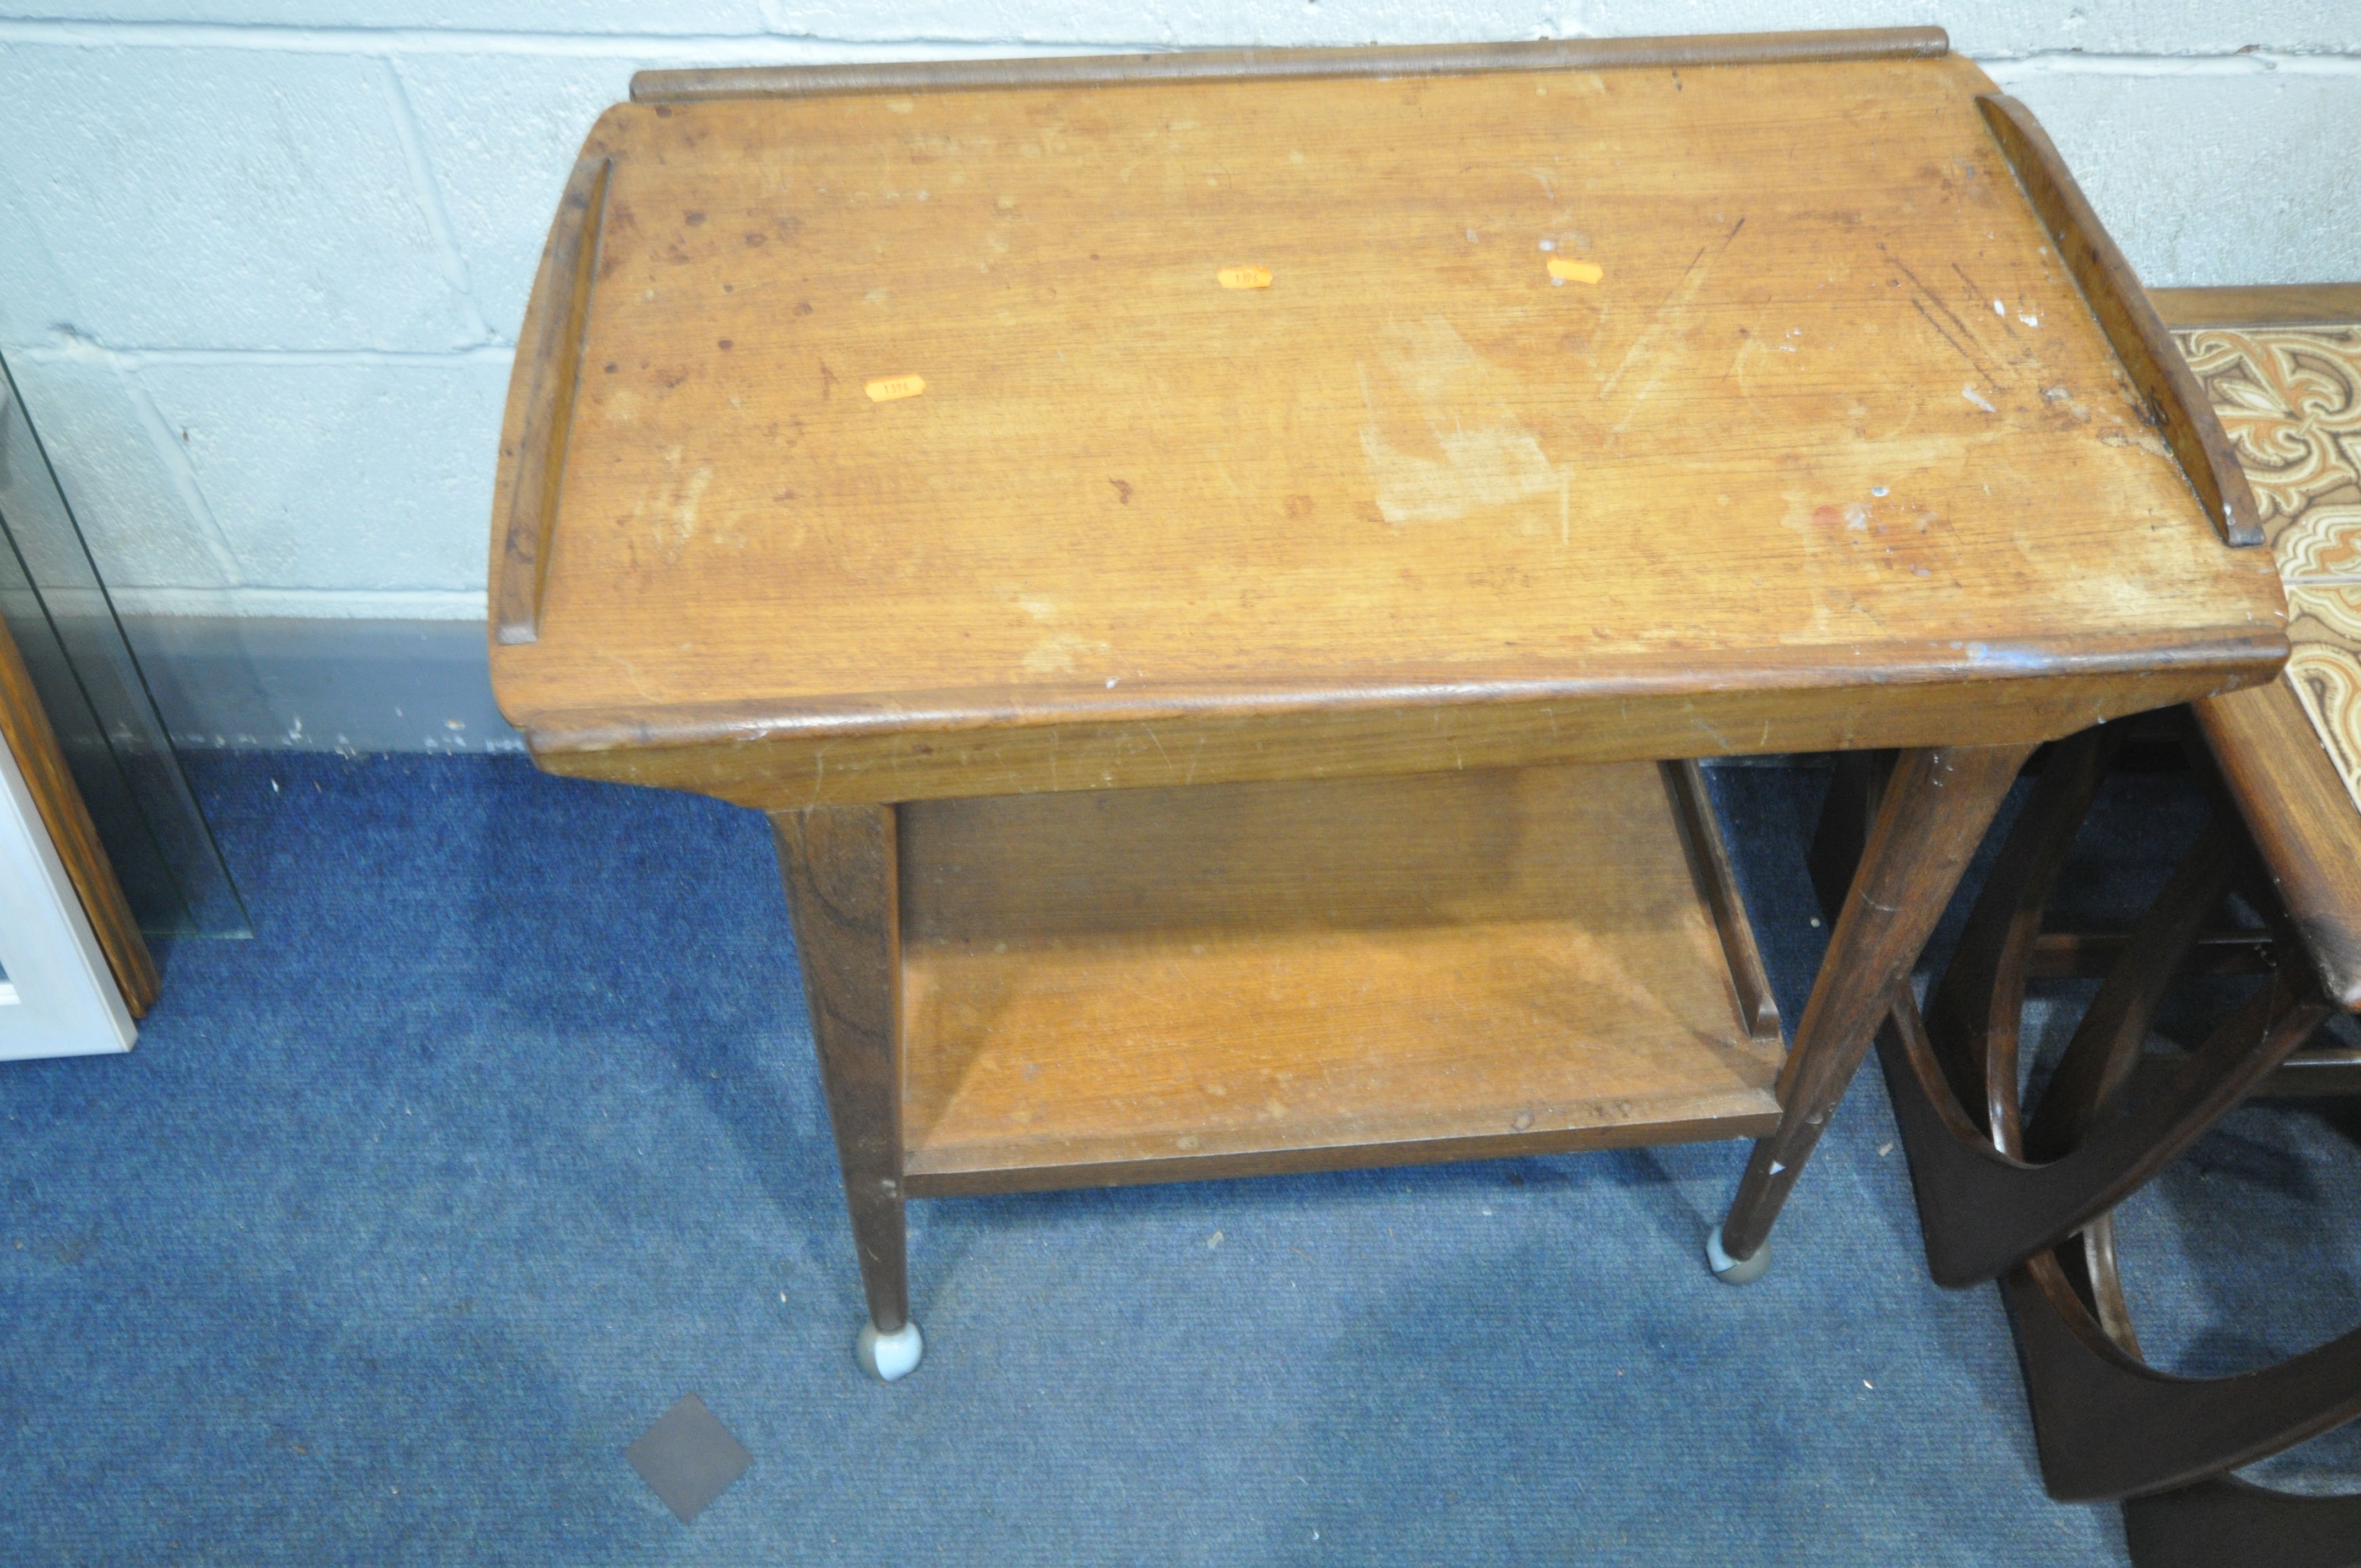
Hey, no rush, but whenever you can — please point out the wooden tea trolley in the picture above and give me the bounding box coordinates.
[488,28,2285,1379]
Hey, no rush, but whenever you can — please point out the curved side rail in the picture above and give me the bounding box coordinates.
[492,154,611,647]
[1977,95,2264,549]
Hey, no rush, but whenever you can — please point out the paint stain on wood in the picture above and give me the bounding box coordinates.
[1357,318,1567,525]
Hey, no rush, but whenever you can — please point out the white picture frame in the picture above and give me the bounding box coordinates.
[0,727,135,1059]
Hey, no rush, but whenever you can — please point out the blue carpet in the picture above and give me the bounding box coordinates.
[1,753,2354,1564]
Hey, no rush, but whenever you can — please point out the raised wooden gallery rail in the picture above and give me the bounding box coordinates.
[631,27,1948,103]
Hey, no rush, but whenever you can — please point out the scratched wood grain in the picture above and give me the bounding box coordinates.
[489,47,2283,806]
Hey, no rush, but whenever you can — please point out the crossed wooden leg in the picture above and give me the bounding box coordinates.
[1713,743,2034,1273]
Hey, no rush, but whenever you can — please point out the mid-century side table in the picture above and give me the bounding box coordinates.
[487,28,2284,1380]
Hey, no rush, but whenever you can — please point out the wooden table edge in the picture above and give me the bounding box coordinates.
[500,627,2287,750]
[2196,679,2361,1012]
[2152,282,2361,1010]
[899,1104,1787,1196]
[629,26,1949,105]
[2148,283,2361,331]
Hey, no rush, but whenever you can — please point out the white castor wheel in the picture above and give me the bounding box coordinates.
[856,1318,924,1382]
[1706,1224,1771,1286]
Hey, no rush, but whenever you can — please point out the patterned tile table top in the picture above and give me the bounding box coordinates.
[2175,323,2361,816]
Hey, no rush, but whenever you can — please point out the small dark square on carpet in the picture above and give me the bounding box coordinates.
[624,1395,752,1523]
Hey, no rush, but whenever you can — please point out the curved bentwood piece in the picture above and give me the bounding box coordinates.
[2005,1231,2361,1505]
[1841,716,2335,1287]
[1834,718,2361,1509]
[2121,1473,2361,1568]
[1881,957,2333,1289]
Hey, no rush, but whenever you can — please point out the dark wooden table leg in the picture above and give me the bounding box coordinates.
[1710,743,2034,1280]
[772,803,922,1381]
[1923,726,2118,1152]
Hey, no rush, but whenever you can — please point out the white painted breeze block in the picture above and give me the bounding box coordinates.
[0,5,2355,630]
[0,44,481,352]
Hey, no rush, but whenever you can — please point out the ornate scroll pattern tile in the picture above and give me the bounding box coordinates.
[2289,582,2361,644]
[2175,328,2361,527]
[2176,325,2361,818]
[2286,587,2361,812]
[2275,498,2361,581]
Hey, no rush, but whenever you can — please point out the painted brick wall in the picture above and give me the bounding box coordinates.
[2,4,2358,629]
